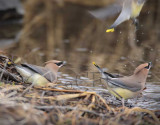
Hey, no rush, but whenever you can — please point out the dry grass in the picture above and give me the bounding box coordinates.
[0,55,160,125]
[1,0,160,124]
[0,83,159,125]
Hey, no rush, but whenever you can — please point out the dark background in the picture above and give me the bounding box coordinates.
[0,0,160,81]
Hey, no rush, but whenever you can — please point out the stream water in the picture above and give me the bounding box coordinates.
[0,1,160,110]
[56,72,160,110]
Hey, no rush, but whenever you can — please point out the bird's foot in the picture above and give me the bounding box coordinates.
[132,18,139,31]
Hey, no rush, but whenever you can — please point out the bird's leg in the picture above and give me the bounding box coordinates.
[132,18,139,31]
[132,18,139,26]
[134,96,138,104]
[121,98,125,109]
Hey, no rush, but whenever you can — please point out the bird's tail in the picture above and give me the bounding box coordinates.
[92,62,104,73]
[92,62,116,79]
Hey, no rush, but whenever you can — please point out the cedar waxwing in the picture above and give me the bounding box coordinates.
[106,0,146,32]
[93,62,151,107]
[15,60,66,86]
[89,0,146,32]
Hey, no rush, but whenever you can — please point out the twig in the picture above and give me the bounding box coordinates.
[124,107,160,124]
[20,83,35,96]
[34,86,84,93]
[34,105,106,117]
[0,68,22,82]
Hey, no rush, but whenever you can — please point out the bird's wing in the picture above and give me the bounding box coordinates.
[109,0,132,28]
[88,3,122,20]
[103,71,123,78]
[103,72,115,78]
[21,63,55,82]
[93,62,122,78]
[107,76,142,92]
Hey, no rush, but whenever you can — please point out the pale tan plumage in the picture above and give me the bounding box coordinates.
[15,60,66,86]
[93,62,151,107]
[89,0,146,32]
[107,0,146,30]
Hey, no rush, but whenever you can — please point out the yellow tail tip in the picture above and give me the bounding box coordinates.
[92,62,96,65]
[106,28,114,33]
[7,62,12,65]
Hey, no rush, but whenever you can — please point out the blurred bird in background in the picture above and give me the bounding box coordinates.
[89,0,146,32]
[93,62,151,107]
[15,60,66,86]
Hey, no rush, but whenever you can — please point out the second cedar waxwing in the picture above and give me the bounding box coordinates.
[15,60,66,86]
[93,62,151,107]
[105,0,146,32]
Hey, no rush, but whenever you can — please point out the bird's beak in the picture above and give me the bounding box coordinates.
[148,62,152,69]
[62,61,67,66]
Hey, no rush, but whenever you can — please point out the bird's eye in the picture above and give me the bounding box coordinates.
[144,62,151,69]
[144,66,149,69]
[55,61,63,66]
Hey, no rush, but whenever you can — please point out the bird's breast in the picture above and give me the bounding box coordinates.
[28,73,49,86]
[111,87,140,99]
[131,1,144,18]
